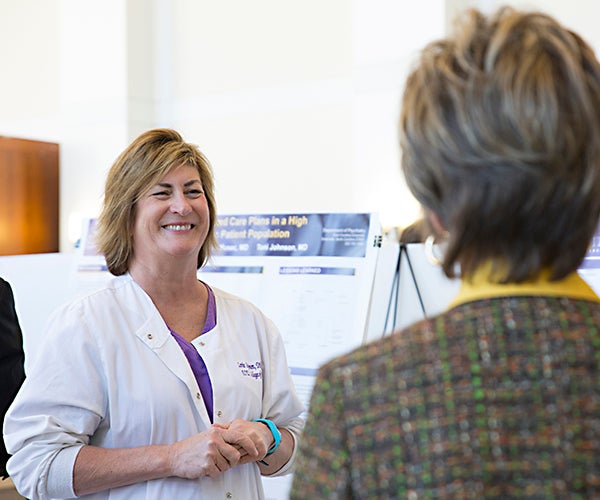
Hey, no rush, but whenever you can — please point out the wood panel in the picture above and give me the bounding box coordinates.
[0,137,59,255]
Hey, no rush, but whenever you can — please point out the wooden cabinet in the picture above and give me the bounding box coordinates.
[0,137,59,255]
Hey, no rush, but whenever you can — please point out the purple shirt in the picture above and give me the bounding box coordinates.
[169,282,216,422]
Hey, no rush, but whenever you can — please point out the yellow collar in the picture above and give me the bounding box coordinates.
[448,268,600,309]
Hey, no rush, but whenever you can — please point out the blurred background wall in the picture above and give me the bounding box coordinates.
[0,0,598,252]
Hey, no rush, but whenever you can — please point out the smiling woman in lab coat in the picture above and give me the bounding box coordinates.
[3,128,304,500]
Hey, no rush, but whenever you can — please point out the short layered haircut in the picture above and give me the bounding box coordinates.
[400,7,600,282]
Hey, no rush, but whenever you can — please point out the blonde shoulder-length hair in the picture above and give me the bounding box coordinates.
[95,128,218,276]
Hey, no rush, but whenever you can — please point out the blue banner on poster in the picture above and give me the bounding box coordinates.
[215,213,372,258]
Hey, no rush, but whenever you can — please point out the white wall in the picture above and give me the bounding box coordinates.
[0,0,134,248]
[447,0,600,54]
[0,0,598,252]
[0,0,444,251]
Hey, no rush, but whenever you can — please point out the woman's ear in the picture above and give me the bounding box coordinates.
[425,210,447,237]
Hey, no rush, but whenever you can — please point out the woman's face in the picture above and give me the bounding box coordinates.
[130,164,209,268]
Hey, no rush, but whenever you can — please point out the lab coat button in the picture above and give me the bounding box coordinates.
[196,392,201,400]
[147,333,153,340]
[217,410,223,417]
[199,341,205,346]
[226,493,232,499]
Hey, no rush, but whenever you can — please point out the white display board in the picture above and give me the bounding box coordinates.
[387,243,461,333]
[0,252,77,373]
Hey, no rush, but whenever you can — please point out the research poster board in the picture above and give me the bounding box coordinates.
[203,213,382,371]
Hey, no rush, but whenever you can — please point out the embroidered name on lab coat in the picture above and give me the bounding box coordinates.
[237,361,262,379]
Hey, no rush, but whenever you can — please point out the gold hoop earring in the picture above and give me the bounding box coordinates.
[424,235,443,266]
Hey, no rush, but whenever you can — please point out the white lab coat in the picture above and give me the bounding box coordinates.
[4,274,305,500]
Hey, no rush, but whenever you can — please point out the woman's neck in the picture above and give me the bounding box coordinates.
[128,257,200,302]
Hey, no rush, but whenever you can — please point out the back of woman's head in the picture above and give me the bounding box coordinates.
[400,7,600,282]
[96,128,218,276]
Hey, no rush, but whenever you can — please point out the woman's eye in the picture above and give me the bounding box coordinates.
[186,189,203,197]
[151,191,169,197]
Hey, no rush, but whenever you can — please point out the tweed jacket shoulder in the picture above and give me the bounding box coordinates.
[291,295,600,499]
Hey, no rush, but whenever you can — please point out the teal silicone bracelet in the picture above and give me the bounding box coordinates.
[252,418,281,455]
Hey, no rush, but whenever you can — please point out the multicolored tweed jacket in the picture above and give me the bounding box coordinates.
[290,290,600,499]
